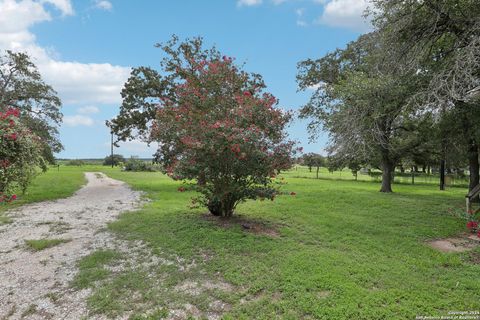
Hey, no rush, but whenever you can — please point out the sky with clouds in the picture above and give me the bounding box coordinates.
[0,0,370,158]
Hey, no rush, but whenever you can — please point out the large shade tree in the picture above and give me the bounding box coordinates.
[298,33,429,192]
[371,0,480,191]
[109,37,298,217]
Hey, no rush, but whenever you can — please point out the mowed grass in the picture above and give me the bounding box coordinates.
[0,166,86,224]
[290,165,469,187]
[76,166,480,319]
[25,238,70,251]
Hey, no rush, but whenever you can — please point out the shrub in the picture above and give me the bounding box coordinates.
[103,154,126,166]
[448,206,480,238]
[124,157,158,172]
[66,159,85,166]
[0,107,46,203]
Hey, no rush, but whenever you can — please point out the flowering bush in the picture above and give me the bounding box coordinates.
[466,209,480,238]
[448,206,480,238]
[0,107,46,203]
[150,48,299,217]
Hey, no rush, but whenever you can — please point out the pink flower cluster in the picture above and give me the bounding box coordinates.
[0,193,16,204]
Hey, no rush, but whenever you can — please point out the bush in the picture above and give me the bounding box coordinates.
[124,157,159,172]
[103,154,125,166]
[66,159,85,166]
[0,107,46,203]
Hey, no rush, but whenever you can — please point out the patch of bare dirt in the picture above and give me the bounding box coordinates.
[201,213,281,237]
[468,251,480,264]
[428,234,480,253]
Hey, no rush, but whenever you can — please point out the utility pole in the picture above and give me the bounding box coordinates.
[111,131,114,168]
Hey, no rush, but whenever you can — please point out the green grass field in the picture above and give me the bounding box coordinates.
[87,166,478,319]
[2,165,479,319]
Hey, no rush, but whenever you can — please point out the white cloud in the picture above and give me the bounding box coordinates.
[316,0,372,31]
[63,115,94,127]
[0,0,130,106]
[39,60,130,104]
[94,0,112,11]
[42,0,74,16]
[295,7,307,27]
[237,0,262,7]
[77,105,100,114]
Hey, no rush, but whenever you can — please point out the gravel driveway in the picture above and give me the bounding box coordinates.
[0,172,142,319]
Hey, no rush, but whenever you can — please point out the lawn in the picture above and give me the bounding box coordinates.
[2,165,478,318]
[74,166,479,319]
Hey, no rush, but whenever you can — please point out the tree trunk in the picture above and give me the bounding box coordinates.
[467,139,480,191]
[399,166,405,173]
[380,156,394,193]
[207,195,235,217]
[440,159,446,190]
[207,198,222,216]
[411,166,415,185]
[316,166,319,179]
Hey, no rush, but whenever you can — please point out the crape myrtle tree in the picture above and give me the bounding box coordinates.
[109,36,299,217]
[0,51,63,162]
[297,32,429,192]
[0,107,47,203]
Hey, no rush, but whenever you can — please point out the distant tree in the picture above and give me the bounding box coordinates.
[327,155,362,181]
[0,107,47,202]
[66,159,85,166]
[110,37,299,217]
[303,153,325,178]
[103,154,125,166]
[124,156,158,172]
[302,153,314,172]
[0,51,63,162]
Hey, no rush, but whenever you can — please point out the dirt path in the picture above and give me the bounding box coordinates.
[0,172,142,319]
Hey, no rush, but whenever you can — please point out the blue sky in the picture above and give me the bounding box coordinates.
[0,0,369,158]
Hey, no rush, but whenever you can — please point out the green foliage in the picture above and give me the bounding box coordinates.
[0,50,63,160]
[66,159,86,166]
[103,154,126,166]
[124,157,159,172]
[298,33,430,192]
[0,108,47,201]
[110,36,298,217]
